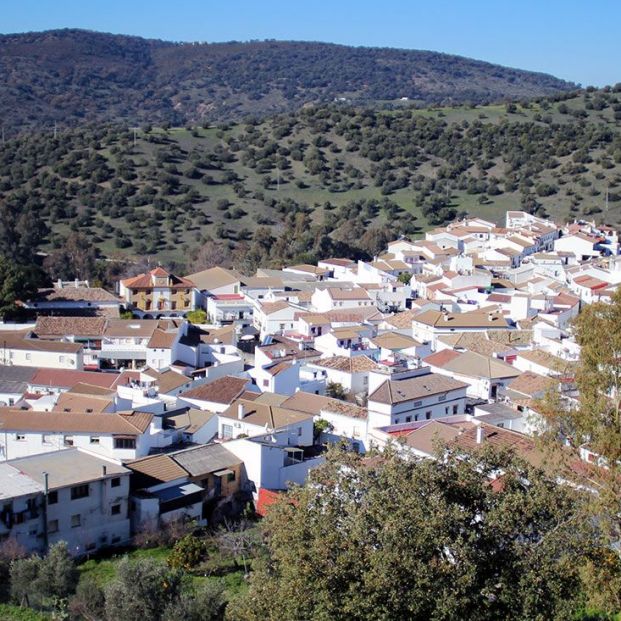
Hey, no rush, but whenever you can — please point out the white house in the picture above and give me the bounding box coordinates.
[178,375,257,413]
[423,349,520,400]
[0,449,131,556]
[311,287,373,313]
[0,333,84,370]
[367,368,468,428]
[0,408,161,461]
[217,395,315,444]
[282,391,370,453]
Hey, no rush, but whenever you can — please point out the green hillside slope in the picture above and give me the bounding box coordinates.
[1,89,620,276]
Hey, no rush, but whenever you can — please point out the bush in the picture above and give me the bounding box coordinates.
[167,535,209,571]
[186,309,207,324]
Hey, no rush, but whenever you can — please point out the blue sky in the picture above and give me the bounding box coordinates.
[2,0,619,86]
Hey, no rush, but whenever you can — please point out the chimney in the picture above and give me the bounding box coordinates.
[237,403,245,420]
[476,425,484,444]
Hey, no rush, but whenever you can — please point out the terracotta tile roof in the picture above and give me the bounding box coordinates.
[180,375,250,404]
[425,350,520,380]
[413,308,509,329]
[183,266,240,291]
[147,329,177,349]
[313,355,379,373]
[369,373,468,405]
[0,408,152,434]
[34,316,107,338]
[436,332,509,356]
[265,361,295,376]
[371,332,421,350]
[507,371,555,398]
[423,349,461,367]
[452,422,544,468]
[163,408,216,434]
[122,268,195,290]
[382,309,420,329]
[403,420,462,454]
[126,454,189,483]
[516,349,571,370]
[143,368,192,394]
[327,288,371,301]
[52,392,113,414]
[258,301,293,315]
[0,333,82,354]
[282,391,367,420]
[30,368,121,390]
[220,398,312,429]
[34,287,119,303]
[318,258,355,267]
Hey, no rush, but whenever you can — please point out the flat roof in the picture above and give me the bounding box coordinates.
[7,448,128,490]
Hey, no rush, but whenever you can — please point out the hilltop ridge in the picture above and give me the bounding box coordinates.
[0,28,576,128]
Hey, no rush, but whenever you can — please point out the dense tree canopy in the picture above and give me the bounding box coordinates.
[228,447,605,621]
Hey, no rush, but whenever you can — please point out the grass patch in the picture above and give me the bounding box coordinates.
[0,604,50,621]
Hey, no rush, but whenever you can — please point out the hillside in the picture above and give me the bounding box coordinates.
[1,89,620,279]
[0,29,577,129]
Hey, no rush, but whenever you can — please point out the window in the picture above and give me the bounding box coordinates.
[297,427,303,437]
[71,484,89,500]
[59,356,65,364]
[15,434,25,441]
[445,407,449,415]
[222,424,233,440]
[394,418,400,424]
[41,434,52,445]
[63,435,74,447]
[413,400,422,407]
[227,472,236,483]
[48,519,59,534]
[90,436,100,445]
[114,438,136,450]
[25,353,31,361]
[71,514,81,528]
[262,379,269,387]
[453,405,458,415]
[111,504,121,515]
[48,491,58,505]
[111,477,121,488]
[425,411,432,420]
[438,395,446,402]
[405,416,412,423]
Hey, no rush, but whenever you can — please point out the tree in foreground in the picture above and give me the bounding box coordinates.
[0,255,44,319]
[104,557,225,621]
[227,447,607,621]
[537,287,621,610]
[10,541,78,610]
